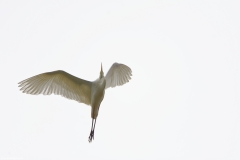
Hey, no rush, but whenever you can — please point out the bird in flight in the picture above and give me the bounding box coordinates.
[18,63,132,142]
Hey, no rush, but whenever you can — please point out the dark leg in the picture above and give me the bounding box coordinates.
[88,118,97,142]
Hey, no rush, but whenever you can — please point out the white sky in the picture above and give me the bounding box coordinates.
[1,0,240,159]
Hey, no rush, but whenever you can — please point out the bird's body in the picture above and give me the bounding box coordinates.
[18,63,132,142]
[91,77,106,119]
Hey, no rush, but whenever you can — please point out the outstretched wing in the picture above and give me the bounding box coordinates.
[105,63,132,89]
[18,70,92,105]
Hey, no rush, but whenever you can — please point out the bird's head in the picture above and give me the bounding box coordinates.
[99,63,104,79]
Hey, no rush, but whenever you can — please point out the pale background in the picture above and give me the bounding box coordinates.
[0,0,240,159]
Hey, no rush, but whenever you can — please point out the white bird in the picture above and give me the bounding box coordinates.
[18,63,132,142]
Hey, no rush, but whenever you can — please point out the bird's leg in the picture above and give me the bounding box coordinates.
[88,119,96,142]
[92,119,97,139]
[88,119,94,142]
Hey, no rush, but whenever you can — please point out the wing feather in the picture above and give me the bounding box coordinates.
[105,63,132,89]
[18,70,92,105]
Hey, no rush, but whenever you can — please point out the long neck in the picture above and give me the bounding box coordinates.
[99,71,104,79]
[99,63,104,79]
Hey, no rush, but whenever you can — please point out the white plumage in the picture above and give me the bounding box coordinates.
[18,62,132,142]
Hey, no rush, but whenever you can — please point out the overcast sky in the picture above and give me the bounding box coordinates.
[1,0,240,159]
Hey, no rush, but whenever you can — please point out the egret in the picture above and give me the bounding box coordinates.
[18,63,132,142]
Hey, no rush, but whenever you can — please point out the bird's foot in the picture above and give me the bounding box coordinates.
[88,130,94,143]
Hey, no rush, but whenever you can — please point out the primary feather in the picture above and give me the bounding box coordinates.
[18,70,92,105]
[105,63,132,89]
